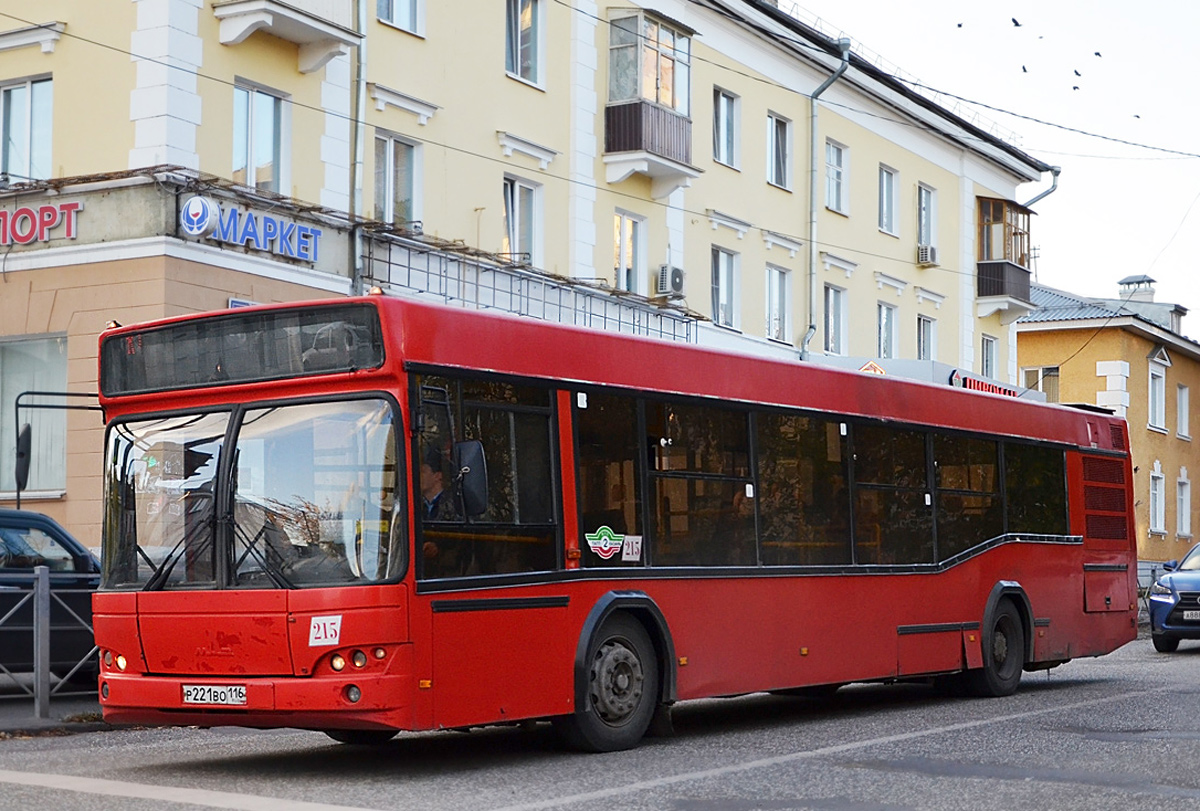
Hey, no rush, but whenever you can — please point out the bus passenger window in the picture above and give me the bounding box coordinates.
[1005,442,1068,535]
[934,434,1001,560]
[851,424,933,565]
[756,413,851,565]
[575,392,644,567]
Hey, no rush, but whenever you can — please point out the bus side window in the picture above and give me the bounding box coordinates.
[575,391,644,567]
[851,424,933,565]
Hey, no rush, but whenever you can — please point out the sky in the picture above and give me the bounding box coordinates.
[785,0,1200,328]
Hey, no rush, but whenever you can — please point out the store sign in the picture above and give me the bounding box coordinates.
[0,202,83,245]
[948,369,1019,398]
[181,195,322,264]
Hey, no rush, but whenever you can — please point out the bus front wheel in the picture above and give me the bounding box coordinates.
[555,613,659,752]
[963,598,1025,697]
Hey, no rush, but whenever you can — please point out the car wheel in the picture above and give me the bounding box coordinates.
[963,598,1025,697]
[554,613,658,752]
[1152,634,1180,653]
[324,729,398,745]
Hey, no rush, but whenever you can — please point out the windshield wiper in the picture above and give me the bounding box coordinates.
[232,515,295,589]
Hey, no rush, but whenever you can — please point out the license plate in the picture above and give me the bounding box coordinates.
[1184,610,1200,621]
[182,684,247,706]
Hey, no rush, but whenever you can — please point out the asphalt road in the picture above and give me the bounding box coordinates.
[0,628,1196,811]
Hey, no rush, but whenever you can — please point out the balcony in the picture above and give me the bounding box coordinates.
[603,101,700,199]
[212,0,360,73]
[976,260,1034,324]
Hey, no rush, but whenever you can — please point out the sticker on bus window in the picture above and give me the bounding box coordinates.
[621,535,643,563]
[585,526,624,560]
[309,615,342,647]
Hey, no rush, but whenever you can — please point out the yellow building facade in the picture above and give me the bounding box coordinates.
[0,0,1055,542]
[1018,278,1200,564]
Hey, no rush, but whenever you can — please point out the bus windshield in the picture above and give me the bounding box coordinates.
[102,398,401,590]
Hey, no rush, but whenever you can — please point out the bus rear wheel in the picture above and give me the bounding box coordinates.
[963,598,1025,697]
[324,729,398,745]
[555,613,658,752]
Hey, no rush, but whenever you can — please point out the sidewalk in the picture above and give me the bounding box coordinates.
[0,674,107,738]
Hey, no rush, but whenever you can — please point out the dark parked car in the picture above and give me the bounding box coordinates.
[1148,543,1200,652]
[0,510,100,679]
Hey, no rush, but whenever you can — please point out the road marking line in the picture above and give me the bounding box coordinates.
[0,769,371,811]
[489,686,1172,811]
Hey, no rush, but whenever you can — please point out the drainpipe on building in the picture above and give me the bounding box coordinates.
[1022,165,1061,208]
[350,0,369,296]
[801,38,851,361]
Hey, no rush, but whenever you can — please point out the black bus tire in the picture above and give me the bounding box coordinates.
[324,729,398,745]
[555,613,659,752]
[964,598,1025,697]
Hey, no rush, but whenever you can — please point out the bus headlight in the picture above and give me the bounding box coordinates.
[115,654,127,671]
[330,654,346,672]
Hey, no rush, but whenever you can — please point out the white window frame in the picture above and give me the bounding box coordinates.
[711,246,738,329]
[377,0,421,34]
[824,284,846,355]
[614,210,645,294]
[502,175,541,267]
[878,165,897,235]
[917,184,936,247]
[1151,460,1166,535]
[713,87,738,168]
[916,315,935,361]
[1179,468,1192,537]
[1149,360,1167,430]
[374,133,421,227]
[233,82,288,193]
[1,77,51,181]
[877,302,896,359]
[825,140,847,214]
[1022,366,1060,403]
[608,12,691,115]
[506,0,543,86]
[980,334,997,379]
[1179,384,1190,439]
[766,264,790,343]
[767,112,791,190]
[0,335,67,495]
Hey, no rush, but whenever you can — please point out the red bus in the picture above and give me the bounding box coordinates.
[93,295,1137,751]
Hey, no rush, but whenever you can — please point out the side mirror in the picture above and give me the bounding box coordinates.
[453,440,488,517]
[1163,559,1180,572]
[14,423,30,493]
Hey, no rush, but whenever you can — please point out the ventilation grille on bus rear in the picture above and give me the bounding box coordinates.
[1109,424,1127,451]
[1081,455,1129,541]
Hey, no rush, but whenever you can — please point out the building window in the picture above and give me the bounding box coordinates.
[1179,469,1192,537]
[502,176,539,265]
[1022,366,1060,403]
[980,335,997,379]
[878,165,897,235]
[1179,384,1190,438]
[377,0,418,33]
[711,247,737,328]
[918,184,935,247]
[608,13,691,115]
[713,88,737,167]
[876,303,896,359]
[1,78,51,181]
[824,284,845,355]
[767,113,790,189]
[978,197,1031,267]
[766,265,789,342]
[505,0,540,84]
[373,135,417,227]
[825,140,846,213]
[1149,361,1166,430]
[0,336,67,493]
[233,84,285,193]
[917,315,935,361]
[614,211,644,293]
[1151,461,1165,535]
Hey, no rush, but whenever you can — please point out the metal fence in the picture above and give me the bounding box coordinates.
[0,566,97,718]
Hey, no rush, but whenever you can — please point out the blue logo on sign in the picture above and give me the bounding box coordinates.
[180,196,219,237]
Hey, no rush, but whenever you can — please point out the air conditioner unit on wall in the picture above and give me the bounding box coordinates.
[657,264,685,297]
[916,245,939,267]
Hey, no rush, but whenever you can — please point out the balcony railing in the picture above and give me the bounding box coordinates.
[977,260,1031,304]
[605,100,691,166]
